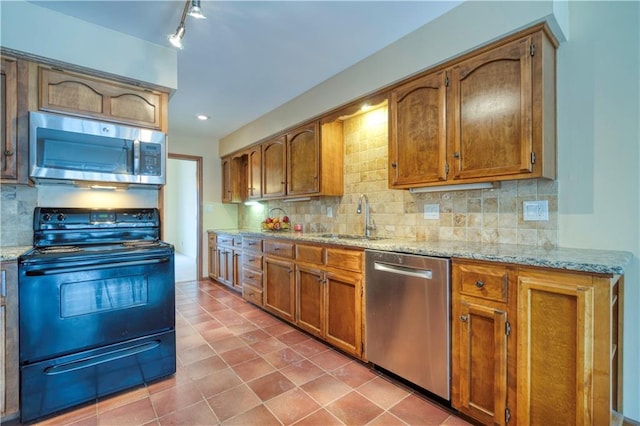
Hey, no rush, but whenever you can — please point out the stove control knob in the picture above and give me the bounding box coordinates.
[135,213,143,220]
[57,213,66,221]
[43,213,52,221]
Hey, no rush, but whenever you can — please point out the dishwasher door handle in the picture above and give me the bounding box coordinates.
[373,261,433,279]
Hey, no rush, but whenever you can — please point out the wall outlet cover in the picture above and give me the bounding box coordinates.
[523,200,549,221]
[327,206,333,218]
[424,204,440,220]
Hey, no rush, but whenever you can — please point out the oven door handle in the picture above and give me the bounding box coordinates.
[43,340,161,375]
[25,257,171,276]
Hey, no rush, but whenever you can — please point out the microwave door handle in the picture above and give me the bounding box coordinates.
[133,139,140,175]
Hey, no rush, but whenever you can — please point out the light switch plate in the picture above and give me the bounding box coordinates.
[424,204,440,220]
[327,207,333,218]
[523,200,549,221]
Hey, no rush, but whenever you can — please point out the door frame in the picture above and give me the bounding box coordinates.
[160,153,203,281]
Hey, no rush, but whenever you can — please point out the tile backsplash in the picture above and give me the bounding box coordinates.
[1,185,37,247]
[239,105,558,248]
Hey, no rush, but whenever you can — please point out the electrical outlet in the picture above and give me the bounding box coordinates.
[424,204,440,220]
[523,200,549,221]
[327,207,333,218]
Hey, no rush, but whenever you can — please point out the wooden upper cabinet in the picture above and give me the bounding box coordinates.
[1,57,28,184]
[389,70,447,187]
[287,122,319,196]
[247,145,262,200]
[1,58,18,181]
[450,35,534,180]
[262,135,287,199]
[221,155,243,203]
[388,25,557,189]
[39,67,168,131]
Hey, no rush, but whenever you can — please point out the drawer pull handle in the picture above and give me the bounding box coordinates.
[460,315,468,322]
[475,280,485,288]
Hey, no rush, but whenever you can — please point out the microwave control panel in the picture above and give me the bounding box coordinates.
[139,143,162,176]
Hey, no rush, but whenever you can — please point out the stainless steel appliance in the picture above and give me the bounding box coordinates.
[29,111,166,186]
[365,250,450,400]
[18,207,176,423]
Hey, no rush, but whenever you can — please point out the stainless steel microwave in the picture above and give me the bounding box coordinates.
[29,111,166,186]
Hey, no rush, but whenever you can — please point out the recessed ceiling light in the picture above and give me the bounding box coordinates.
[196,114,210,121]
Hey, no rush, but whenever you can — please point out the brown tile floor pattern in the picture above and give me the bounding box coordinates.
[15,280,473,426]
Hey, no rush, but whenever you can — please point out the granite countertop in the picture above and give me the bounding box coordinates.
[209,229,633,275]
[1,246,32,262]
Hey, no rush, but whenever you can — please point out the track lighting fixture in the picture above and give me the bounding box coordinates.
[168,0,206,50]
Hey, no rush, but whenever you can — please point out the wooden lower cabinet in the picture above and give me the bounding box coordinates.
[241,236,264,306]
[452,259,623,426]
[1,261,19,420]
[208,233,241,291]
[261,239,364,359]
[323,269,361,356]
[452,260,515,425]
[517,269,622,425]
[263,256,295,323]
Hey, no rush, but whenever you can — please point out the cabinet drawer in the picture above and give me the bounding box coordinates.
[243,286,263,306]
[217,235,234,247]
[296,244,324,265]
[243,237,263,253]
[243,267,263,289]
[326,248,363,273]
[264,240,295,259]
[243,253,263,271]
[458,263,508,303]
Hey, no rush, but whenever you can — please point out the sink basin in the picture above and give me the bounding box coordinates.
[318,233,387,241]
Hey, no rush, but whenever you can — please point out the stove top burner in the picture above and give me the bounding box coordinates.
[37,246,83,254]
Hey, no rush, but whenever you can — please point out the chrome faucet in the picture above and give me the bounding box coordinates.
[356,194,376,237]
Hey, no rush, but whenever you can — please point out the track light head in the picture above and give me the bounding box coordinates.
[168,23,186,49]
[188,0,206,19]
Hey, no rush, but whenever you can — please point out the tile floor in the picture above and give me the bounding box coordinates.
[16,279,473,426]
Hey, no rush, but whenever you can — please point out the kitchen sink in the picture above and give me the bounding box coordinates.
[318,233,387,241]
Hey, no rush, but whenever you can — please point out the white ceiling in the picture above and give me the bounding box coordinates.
[28,1,462,142]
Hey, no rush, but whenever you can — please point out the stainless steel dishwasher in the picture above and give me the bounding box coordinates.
[365,250,450,400]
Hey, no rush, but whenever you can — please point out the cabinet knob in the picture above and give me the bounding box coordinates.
[391,162,397,168]
[4,150,13,157]
[475,280,485,289]
[453,152,461,158]
[460,315,468,322]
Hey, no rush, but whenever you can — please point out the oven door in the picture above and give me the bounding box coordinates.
[19,251,175,364]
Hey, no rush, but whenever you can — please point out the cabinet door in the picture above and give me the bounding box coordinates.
[39,68,165,130]
[449,36,533,180]
[262,136,287,198]
[208,235,218,279]
[454,300,508,425]
[517,271,596,425]
[263,257,295,322]
[296,265,323,337]
[221,157,232,203]
[389,70,448,187]
[324,270,361,357]
[1,261,19,418]
[231,249,242,290]
[287,122,319,196]
[1,58,18,181]
[247,146,262,200]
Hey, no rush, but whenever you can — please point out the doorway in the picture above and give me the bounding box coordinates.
[162,154,203,282]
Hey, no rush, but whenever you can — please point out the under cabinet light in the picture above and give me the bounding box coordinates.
[409,182,495,193]
[282,197,312,203]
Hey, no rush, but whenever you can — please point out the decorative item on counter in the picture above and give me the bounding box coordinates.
[294,223,303,232]
[261,207,291,231]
